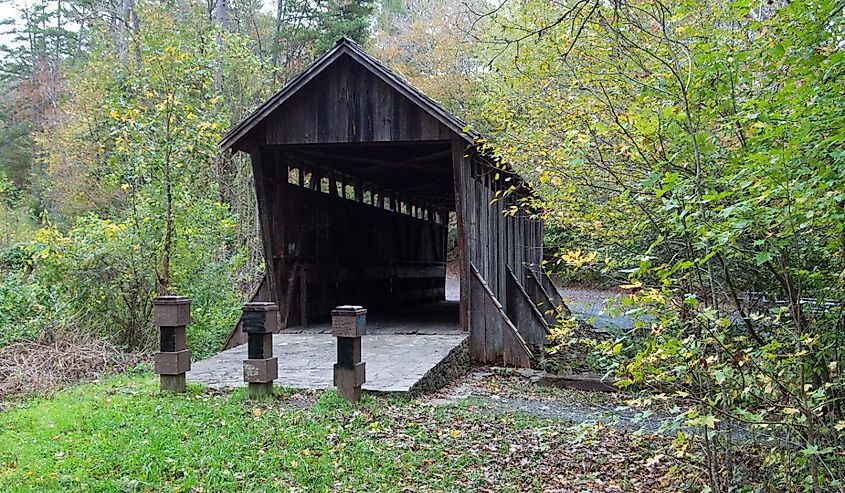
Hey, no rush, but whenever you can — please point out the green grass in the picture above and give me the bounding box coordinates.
[0,374,563,492]
[0,374,684,492]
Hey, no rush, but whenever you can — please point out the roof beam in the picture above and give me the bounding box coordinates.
[288,149,450,171]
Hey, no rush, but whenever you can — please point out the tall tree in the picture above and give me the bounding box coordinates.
[313,0,376,52]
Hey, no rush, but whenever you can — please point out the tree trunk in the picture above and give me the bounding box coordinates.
[118,0,131,63]
[271,0,284,79]
[131,4,141,65]
[159,178,173,296]
[214,0,228,89]
[216,0,229,30]
[55,0,62,63]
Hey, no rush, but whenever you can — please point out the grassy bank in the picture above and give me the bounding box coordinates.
[0,374,682,492]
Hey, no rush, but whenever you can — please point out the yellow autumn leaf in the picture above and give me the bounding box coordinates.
[561,249,598,268]
[645,453,665,467]
[538,171,550,184]
[620,281,643,290]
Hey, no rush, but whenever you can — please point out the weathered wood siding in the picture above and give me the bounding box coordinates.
[453,142,546,365]
[231,42,550,367]
[506,268,550,351]
[469,264,532,367]
[265,55,453,145]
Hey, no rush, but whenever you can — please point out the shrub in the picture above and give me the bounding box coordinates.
[2,202,245,358]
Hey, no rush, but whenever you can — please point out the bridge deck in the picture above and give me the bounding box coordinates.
[188,301,467,394]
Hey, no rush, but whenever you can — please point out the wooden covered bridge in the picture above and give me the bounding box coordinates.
[193,39,565,390]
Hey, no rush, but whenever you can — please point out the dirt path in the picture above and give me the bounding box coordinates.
[428,369,674,435]
[559,287,643,331]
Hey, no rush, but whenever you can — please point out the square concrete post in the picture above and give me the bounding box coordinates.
[332,305,367,401]
[153,296,192,393]
[242,302,279,398]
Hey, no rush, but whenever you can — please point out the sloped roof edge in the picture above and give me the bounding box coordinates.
[220,37,477,152]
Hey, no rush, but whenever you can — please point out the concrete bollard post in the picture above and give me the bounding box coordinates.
[242,302,279,398]
[332,305,367,402]
[153,296,192,393]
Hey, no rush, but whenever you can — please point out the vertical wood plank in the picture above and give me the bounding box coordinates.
[470,268,486,361]
[469,175,478,268]
[249,147,278,309]
[483,286,496,363]
[479,177,488,282]
[452,138,470,333]
[498,193,506,302]
[354,177,363,202]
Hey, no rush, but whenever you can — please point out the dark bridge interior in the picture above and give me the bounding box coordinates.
[255,140,455,327]
[280,141,456,210]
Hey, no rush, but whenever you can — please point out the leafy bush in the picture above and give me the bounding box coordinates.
[0,173,34,253]
[0,271,51,347]
[0,199,245,358]
[0,8,266,357]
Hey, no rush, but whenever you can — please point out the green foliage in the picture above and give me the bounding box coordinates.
[0,173,33,252]
[18,208,240,356]
[0,172,21,207]
[475,0,845,490]
[0,0,383,356]
[0,271,51,347]
[312,0,378,52]
[0,100,33,189]
[0,4,267,356]
[0,211,242,357]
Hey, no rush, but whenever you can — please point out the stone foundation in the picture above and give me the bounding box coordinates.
[408,338,470,396]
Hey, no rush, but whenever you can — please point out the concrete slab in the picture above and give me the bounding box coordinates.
[187,333,468,393]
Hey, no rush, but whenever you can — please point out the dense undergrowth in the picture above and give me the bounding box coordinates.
[476,1,845,490]
[0,187,247,359]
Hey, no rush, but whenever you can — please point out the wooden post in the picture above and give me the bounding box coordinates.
[354,177,363,202]
[452,138,471,332]
[249,148,279,308]
[243,302,279,398]
[299,266,308,328]
[153,296,192,393]
[331,305,367,402]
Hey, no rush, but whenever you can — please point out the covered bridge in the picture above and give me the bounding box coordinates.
[220,38,564,367]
